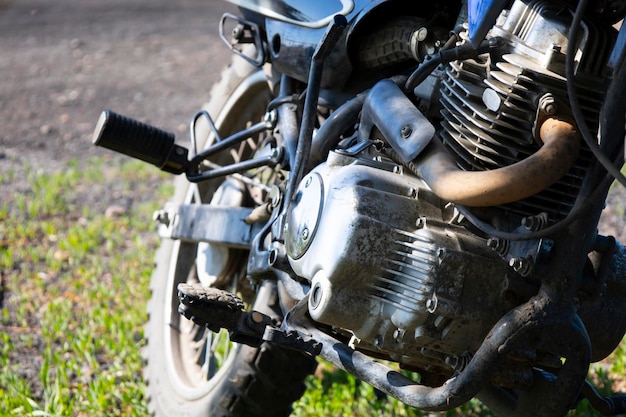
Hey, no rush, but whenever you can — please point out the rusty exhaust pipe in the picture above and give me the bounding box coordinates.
[415,116,580,207]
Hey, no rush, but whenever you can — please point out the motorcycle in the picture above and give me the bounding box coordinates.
[91,0,626,415]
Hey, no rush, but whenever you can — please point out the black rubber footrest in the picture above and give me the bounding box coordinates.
[92,109,189,174]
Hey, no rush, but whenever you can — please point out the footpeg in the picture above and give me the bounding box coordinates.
[178,283,322,354]
[92,110,189,174]
[263,327,322,356]
[177,283,272,347]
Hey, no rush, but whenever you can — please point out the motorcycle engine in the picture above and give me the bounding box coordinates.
[286,151,515,378]
[286,0,615,380]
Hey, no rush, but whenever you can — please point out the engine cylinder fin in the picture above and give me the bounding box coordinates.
[441,105,533,155]
[441,83,533,146]
[440,120,526,169]
[439,34,607,221]
[444,63,534,143]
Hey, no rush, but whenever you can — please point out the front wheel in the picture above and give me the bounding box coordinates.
[143,54,316,417]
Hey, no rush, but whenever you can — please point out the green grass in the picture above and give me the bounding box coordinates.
[0,157,167,416]
[0,157,624,416]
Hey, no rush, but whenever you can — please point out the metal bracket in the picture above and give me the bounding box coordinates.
[155,203,265,248]
[219,13,266,67]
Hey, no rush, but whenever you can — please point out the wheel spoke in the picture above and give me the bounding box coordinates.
[154,68,275,397]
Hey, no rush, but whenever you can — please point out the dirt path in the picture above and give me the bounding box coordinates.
[0,0,234,181]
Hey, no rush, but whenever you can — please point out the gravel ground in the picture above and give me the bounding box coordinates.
[0,0,234,188]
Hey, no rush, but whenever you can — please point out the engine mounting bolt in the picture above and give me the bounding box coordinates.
[373,335,384,349]
[509,257,532,276]
[509,257,521,269]
[232,25,243,39]
[445,355,459,369]
[539,94,557,115]
[400,125,413,139]
[270,147,281,160]
[263,109,278,126]
[487,238,508,256]
[416,217,426,228]
[393,328,405,342]
[426,296,438,313]
[269,185,281,208]
[268,247,279,266]
[521,212,548,231]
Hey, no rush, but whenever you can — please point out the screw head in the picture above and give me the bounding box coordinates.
[400,125,413,139]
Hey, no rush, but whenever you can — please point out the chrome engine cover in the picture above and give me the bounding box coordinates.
[286,152,516,375]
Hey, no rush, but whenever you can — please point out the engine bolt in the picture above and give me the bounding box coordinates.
[539,94,557,116]
[373,335,384,349]
[400,125,413,139]
[301,227,310,241]
[426,296,438,313]
[521,213,548,231]
[269,185,281,208]
[509,257,532,276]
[416,217,426,228]
[393,328,405,342]
[232,25,243,39]
[310,283,323,310]
[487,237,509,256]
[415,27,428,42]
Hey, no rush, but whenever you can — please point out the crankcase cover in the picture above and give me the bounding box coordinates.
[286,154,511,361]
